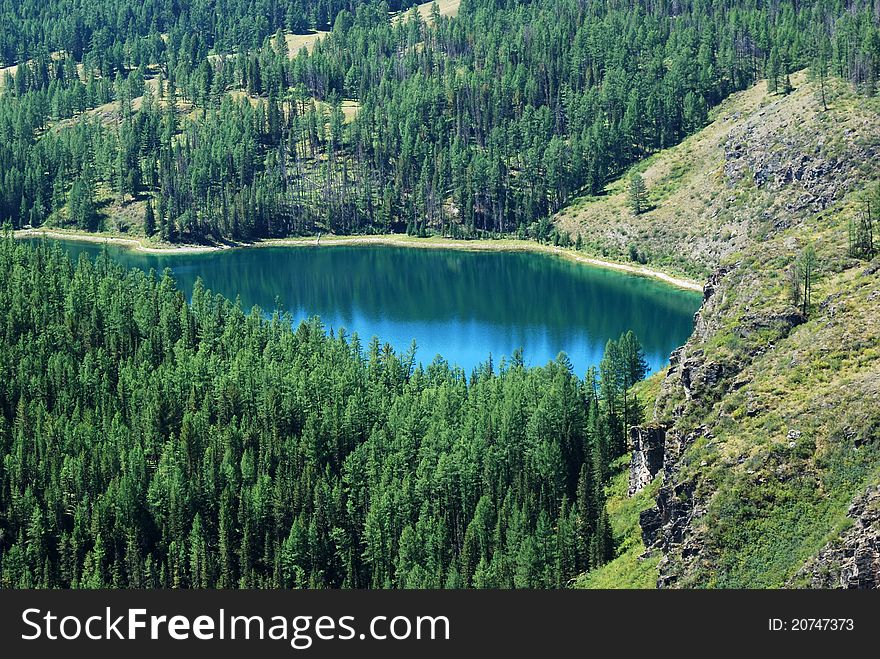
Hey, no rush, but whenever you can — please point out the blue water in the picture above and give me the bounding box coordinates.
[32,239,702,375]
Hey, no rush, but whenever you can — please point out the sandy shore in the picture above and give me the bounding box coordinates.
[14,228,704,292]
[14,228,219,254]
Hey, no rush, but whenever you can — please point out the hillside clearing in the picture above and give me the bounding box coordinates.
[391,0,461,25]
[284,30,331,55]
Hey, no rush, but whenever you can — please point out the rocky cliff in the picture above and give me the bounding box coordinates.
[574,72,880,588]
[788,485,880,588]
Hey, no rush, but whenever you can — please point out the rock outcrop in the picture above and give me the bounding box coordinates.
[788,486,880,589]
[630,424,706,586]
[628,424,666,496]
[609,73,880,589]
[722,92,880,214]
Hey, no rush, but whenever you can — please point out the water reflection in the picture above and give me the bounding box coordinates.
[34,239,702,375]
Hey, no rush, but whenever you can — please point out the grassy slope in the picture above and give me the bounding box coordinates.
[678,267,880,587]
[280,0,463,54]
[554,74,773,280]
[391,0,461,25]
[576,461,662,589]
[576,372,667,589]
[574,72,880,587]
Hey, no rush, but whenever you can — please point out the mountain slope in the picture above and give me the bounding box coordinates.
[568,72,880,588]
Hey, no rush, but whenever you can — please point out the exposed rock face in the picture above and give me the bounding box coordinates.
[694,267,732,343]
[641,480,696,549]
[675,293,804,404]
[640,262,808,586]
[628,424,667,496]
[679,356,729,401]
[631,424,706,586]
[653,266,739,418]
[617,76,880,588]
[788,486,880,589]
[628,269,737,583]
[640,256,808,585]
[722,95,879,214]
[639,506,663,547]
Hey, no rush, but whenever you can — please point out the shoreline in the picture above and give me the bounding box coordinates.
[13,228,704,292]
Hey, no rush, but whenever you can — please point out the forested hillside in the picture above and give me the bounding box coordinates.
[0,235,654,588]
[570,69,880,588]
[3,0,880,243]
[3,0,880,592]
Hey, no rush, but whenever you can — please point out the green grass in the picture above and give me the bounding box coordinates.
[575,71,880,588]
[703,450,880,588]
[631,368,666,418]
[575,456,662,589]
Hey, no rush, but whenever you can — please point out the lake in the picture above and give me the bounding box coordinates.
[30,238,702,376]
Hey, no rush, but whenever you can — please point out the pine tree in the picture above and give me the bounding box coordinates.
[628,173,647,215]
[576,463,597,569]
[144,198,156,236]
[767,46,781,94]
[795,243,817,316]
[619,331,649,431]
[780,47,794,94]
[589,507,614,567]
[813,35,831,111]
[68,177,98,231]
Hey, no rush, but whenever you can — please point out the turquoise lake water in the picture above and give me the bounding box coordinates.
[31,238,702,375]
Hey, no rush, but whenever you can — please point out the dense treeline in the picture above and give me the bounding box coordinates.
[0,0,385,66]
[0,236,649,588]
[2,1,880,243]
